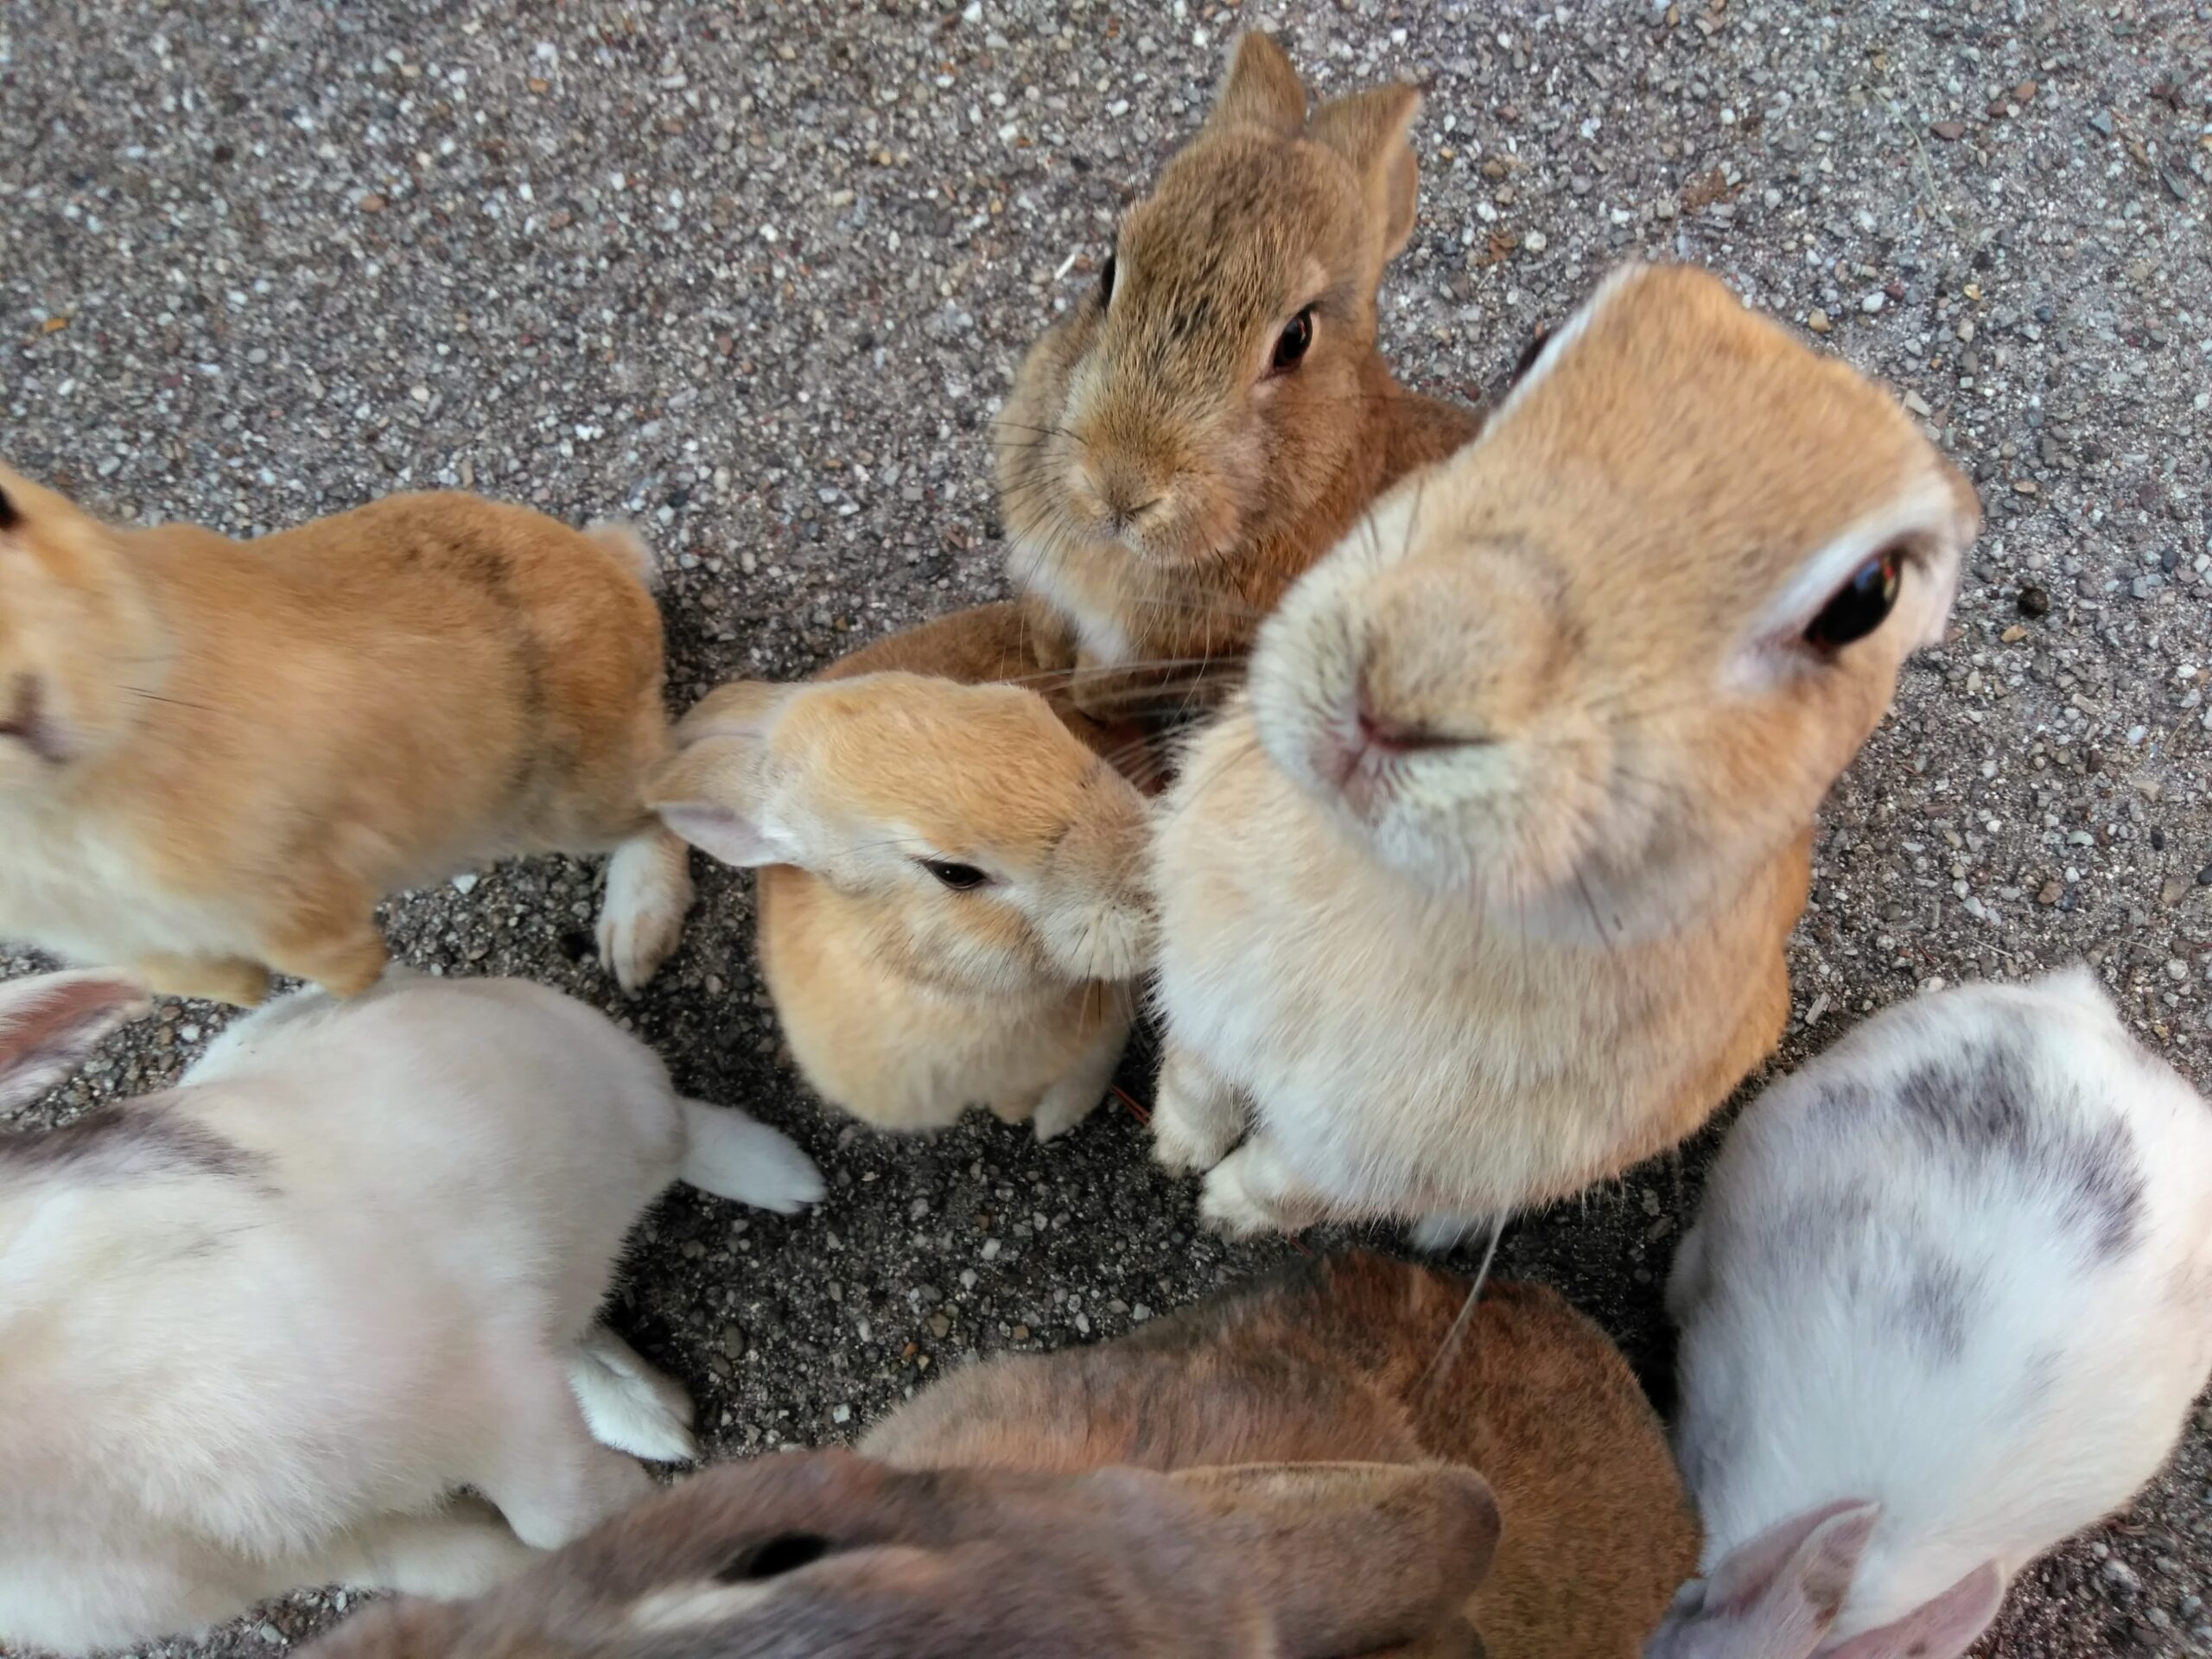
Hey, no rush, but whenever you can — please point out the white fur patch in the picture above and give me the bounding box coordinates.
[1008,532,1137,666]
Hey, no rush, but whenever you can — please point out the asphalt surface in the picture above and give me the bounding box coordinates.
[2,1,2209,1654]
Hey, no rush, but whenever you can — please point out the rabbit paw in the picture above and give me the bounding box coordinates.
[1151,1053,1243,1173]
[1198,1141,1329,1239]
[569,1326,700,1465]
[598,830,695,993]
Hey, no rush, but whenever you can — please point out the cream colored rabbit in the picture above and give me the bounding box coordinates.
[1147,262,1981,1241]
[999,33,1478,715]
[649,665,1153,1139]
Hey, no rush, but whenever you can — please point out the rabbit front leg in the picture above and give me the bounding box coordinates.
[1150,1040,1247,1173]
[472,1346,656,1550]
[568,1325,700,1465]
[307,1497,538,1599]
[1198,1134,1335,1238]
[135,951,273,1008]
[596,824,695,994]
[1029,1001,1132,1141]
[258,874,389,998]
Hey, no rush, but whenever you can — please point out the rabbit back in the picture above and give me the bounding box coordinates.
[1671,970,2212,1639]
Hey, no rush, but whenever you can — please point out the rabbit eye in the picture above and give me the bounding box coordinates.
[715,1533,831,1585]
[1270,307,1314,374]
[0,486,16,531]
[919,858,990,891]
[1098,252,1116,309]
[1804,549,1904,651]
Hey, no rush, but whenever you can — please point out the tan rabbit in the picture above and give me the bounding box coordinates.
[1147,262,1982,1242]
[0,467,693,1004]
[646,661,1153,1140]
[999,32,1478,715]
[299,1255,1685,1659]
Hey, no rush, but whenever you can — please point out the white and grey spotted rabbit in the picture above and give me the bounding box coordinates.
[0,969,823,1655]
[1649,967,2212,1659]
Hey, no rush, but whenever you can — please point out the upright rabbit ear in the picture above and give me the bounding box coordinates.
[648,736,798,871]
[1209,33,1307,137]
[1306,85,1424,265]
[1663,1501,1878,1657]
[0,971,151,1113]
[1821,1562,2005,1659]
[675,679,797,746]
[1169,1462,1500,1657]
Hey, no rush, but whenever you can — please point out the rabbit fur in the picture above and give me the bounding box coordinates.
[0,466,694,1005]
[297,1254,1685,1658]
[998,33,1478,715]
[0,968,821,1654]
[649,613,1154,1141]
[1648,967,2212,1659]
[1146,261,1982,1239]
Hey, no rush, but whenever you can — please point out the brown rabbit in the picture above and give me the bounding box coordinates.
[998,33,1478,716]
[868,1254,1698,1659]
[0,467,691,1004]
[301,1446,1501,1658]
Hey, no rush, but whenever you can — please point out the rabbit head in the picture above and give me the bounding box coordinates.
[0,969,149,1114]
[301,1448,1498,1659]
[1000,33,1431,580]
[1645,1502,2005,1659]
[650,674,1154,993]
[0,466,168,791]
[1246,263,1981,929]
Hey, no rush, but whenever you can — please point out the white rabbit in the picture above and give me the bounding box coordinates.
[1649,966,2212,1659]
[0,968,823,1655]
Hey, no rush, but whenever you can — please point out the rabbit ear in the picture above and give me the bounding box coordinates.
[0,971,151,1112]
[1168,1461,1499,1657]
[1306,85,1424,264]
[1209,33,1307,137]
[1821,1562,2005,1659]
[675,679,796,745]
[648,735,798,870]
[1678,1500,1878,1656]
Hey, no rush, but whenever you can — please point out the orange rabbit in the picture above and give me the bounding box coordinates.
[0,467,691,1004]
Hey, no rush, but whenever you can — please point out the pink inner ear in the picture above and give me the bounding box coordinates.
[658,804,785,870]
[0,972,149,1111]
[1820,1562,2005,1659]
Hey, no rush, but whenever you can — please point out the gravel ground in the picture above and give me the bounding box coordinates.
[3,1,2209,1654]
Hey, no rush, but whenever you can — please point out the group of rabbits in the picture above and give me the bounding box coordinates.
[1,29,2207,1659]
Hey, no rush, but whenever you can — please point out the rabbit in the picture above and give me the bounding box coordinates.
[1647,966,2212,1659]
[299,1254,1689,1659]
[0,965,823,1655]
[646,659,1154,1141]
[1145,261,1983,1242]
[997,32,1479,719]
[0,464,695,1005]
[301,1448,1499,1659]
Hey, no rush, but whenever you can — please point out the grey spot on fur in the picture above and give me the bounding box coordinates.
[1895,1255,1974,1364]
[0,1096,266,1187]
[1889,1033,2146,1262]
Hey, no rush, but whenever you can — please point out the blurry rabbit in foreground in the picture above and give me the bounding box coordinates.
[1147,261,1981,1240]
[1649,969,2212,1659]
[306,1255,1694,1659]
[999,33,1479,716]
[0,969,820,1654]
[650,619,1154,1140]
[0,467,692,1004]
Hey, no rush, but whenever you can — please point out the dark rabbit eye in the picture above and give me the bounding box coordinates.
[919,858,990,891]
[715,1533,831,1585]
[0,486,16,530]
[1805,549,1904,651]
[1270,307,1314,373]
[1098,252,1116,309]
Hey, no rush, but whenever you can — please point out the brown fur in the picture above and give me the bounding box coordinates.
[867,1254,1700,1658]
[300,1444,1499,1659]
[0,466,681,1002]
[998,34,1478,715]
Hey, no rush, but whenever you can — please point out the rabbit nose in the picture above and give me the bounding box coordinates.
[1078,454,1166,527]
